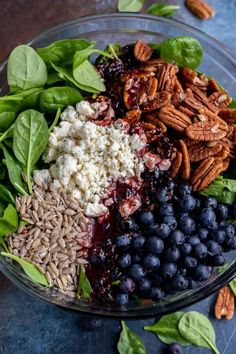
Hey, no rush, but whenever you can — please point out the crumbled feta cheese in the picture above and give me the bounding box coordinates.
[33,169,52,187]
[61,106,78,123]
[76,101,95,117]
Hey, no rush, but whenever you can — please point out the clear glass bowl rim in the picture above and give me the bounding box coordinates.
[0,13,236,319]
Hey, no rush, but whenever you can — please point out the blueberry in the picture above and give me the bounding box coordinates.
[206,240,222,256]
[118,254,132,269]
[207,220,218,231]
[188,236,200,246]
[179,195,196,212]
[194,198,201,210]
[163,216,178,230]
[159,203,174,217]
[143,254,160,272]
[119,277,135,294]
[170,230,185,245]
[138,278,151,294]
[146,236,164,255]
[162,262,177,278]
[202,196,217,209]
[165,247,180,262]
[176,183,192,197]
[210,230,226,244]
[183,256,197,269]
[225,236,236,250]
[216,204,228,220]
[188,278,199,289]
[116,293,129,305]
[154,223,171,238]
[129,264,146,281]
[179,216,196,235]
[148,287,165,300]
[82,318,103,330]
[151,273,163,287]
[118,217,139,232]
[171,274,188,291]
[147,223,159,235]
[181,243,192,255]
[155,188,169,203]
[116,235,130,249]
[199,208,216,227]
[198,229,209,242]
[193,243,208,259]
[131,235,146,252]
[194,264,211,281]
[140,211,155,226]
[90,249,106,264]
[166,180,176,192]
[211,254,226,266]
[222,224,235,238]
[131,254,142,264]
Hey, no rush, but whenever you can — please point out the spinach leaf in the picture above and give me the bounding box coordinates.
[51,63,100,94]
[0,237,9,252]
[7,45,47,93]
[73,60,106,93]
[229,100,236,108]
[73,48,113,68]
[230,278,236,297]
[147,3,180,16]
[49,108,61,133]
[0,125,14,143]
[19,89,44,111]
[144,312,190,346]
[118,0,144,12]
[0,100,19,131]
[0,200,7,217]
[46,72,63,85]
[1,252,48,286]
[37,39,95,67]
[13,109,49,194]
[0,87,42,102]
[0,204,18,237]
[178,311,220,354]
[160,36,203,70]
[0,184,15,204]
[39,86,82,113]
[118,321,146,354]
[77,264,93,299]
[201,177,236,204]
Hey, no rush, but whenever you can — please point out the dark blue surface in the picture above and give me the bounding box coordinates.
[1,1,236,354]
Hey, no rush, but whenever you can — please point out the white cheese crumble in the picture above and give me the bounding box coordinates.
[34,101,146,217]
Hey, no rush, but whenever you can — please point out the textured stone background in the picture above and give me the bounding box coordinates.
[0,1,236,354]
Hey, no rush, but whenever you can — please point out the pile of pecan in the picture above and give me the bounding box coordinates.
[118,41,236,191]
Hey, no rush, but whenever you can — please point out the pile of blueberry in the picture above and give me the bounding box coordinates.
[112,183,236,305]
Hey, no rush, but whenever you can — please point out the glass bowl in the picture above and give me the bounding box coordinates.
[0,13,236,319]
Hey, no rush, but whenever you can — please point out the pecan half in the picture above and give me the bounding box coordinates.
[181,68,209,90]
[219,108,236,123]
[124,75,157,109]
[215,143,230,160]
[215,286,235,320]
[157,63,178,92]
[189,142,223,162]
[186,0,215,20]
[145,114,167,133]
[177,140,191,180]
[208,92,232,109]
[159,106,192,132]
[191,157,224,191]
[143,91,171,112]
[186,120,227,141]
[123,109,142,124]
[170,151,182,178]
[134,40,153,62]
[208,78,222,93]
[187,84,219,114]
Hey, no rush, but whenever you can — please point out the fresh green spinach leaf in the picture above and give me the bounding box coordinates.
[0,100,19,131]
[144,312,190,346]
[7,45,47,92]
[49,108,61,133]
[39,86,82,113]
[201,177,236,204]
[73,48,113,69]
[46,72,63,85]
[0,204,18,237]
[118,321,146,354]
[0,87,42,102]
[73,59,105,93]
[178,311,220,354]
[19,89,44,111]
[0,184,15,204]
[1,252,48,286]
[77,264,93,299]
[0,125,14,143]
[118,0,144,12]
[0,237,9,252]
[13,109,49,194]
[160,36,203,69]
[230,278,236,297]
[147,3,180,16]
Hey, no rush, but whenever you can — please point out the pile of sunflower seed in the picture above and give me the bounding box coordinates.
[7,179,93,298]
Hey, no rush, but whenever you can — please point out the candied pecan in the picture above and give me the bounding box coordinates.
[186,120,227,141]
[180,93,205,116]
[123,109,142,124]
[203,108,229,132]
[181,68,209,89]
[222,158,230,171]
[215,286,235,320]
[219,108,236,123]
[146,77,158,100]
[175,79,184,92]
[177,140,191,180]
[145,114,167,133]
[186,0,215,20]
[192,157,223,191]
[158,106,192,132]
[215,143,230,160]
[123,75,149,109]
[157,63,178,92]
[208,78,222,93]
[173,91,187,108]
[134,41,153,62]
[170,151,182,178]
[187,84,219,114]
[143,91,171,112]
[208,92,232,109]
[189,142,223,162]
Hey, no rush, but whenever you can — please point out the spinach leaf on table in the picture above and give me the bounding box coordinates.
[159,36,203,69]
[1,252,49,286]
[49,108,61,133]
[39,86,82,113]
[77,264,93,299]
[201,176,236,204]
[0,204,18,237]
[144,312,190,346]
[7,45,47,93]
[13,109,49,194]
[73,60,106,93]
[147,3,180,17]
[118,0,144,12]
[118,321,146,354]
[178,311,220,354]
